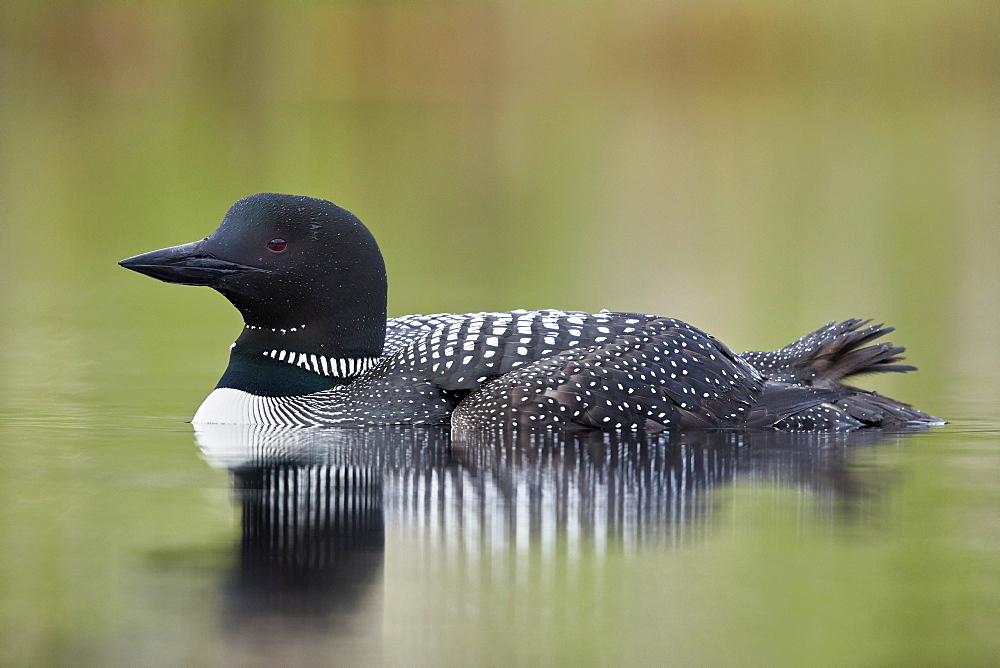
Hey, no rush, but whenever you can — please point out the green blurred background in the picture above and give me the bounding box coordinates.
[1,1,997,665]
[2,1,996,400]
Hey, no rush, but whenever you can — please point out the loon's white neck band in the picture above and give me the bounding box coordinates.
[261,349,380,378]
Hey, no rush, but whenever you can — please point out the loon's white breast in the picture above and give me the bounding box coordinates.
[192,387,259,425]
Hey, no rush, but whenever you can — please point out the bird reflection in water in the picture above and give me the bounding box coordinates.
[228,463,384,619]
[196,425,912,627]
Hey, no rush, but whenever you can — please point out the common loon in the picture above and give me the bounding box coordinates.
[120,193,942,432]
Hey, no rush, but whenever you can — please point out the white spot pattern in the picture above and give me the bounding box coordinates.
[192,312,939,433]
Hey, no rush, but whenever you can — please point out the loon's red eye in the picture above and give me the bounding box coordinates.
[267,238,287,252]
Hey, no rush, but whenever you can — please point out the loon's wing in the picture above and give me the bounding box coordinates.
[449,315,768,432]
[325,310,654,425]
[349,310,765,429]
[381,310,652,390]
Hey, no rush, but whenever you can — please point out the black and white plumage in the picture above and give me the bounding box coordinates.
[119,193,943,433]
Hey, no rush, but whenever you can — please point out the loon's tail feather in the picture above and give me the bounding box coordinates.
[741,319,918,388]
[804,320,917,386]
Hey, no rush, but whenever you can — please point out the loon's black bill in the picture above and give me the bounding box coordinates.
[119,241,263,286]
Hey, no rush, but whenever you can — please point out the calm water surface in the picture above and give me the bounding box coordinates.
[1,396,997,665]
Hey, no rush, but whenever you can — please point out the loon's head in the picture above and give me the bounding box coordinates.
[120,193,387,395]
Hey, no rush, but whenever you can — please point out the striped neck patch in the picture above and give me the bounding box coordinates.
[262,349,380,378]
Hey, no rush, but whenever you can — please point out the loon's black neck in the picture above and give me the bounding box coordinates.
[233,311,386,359]
[217,306,388,398]
[217,345,344,397]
